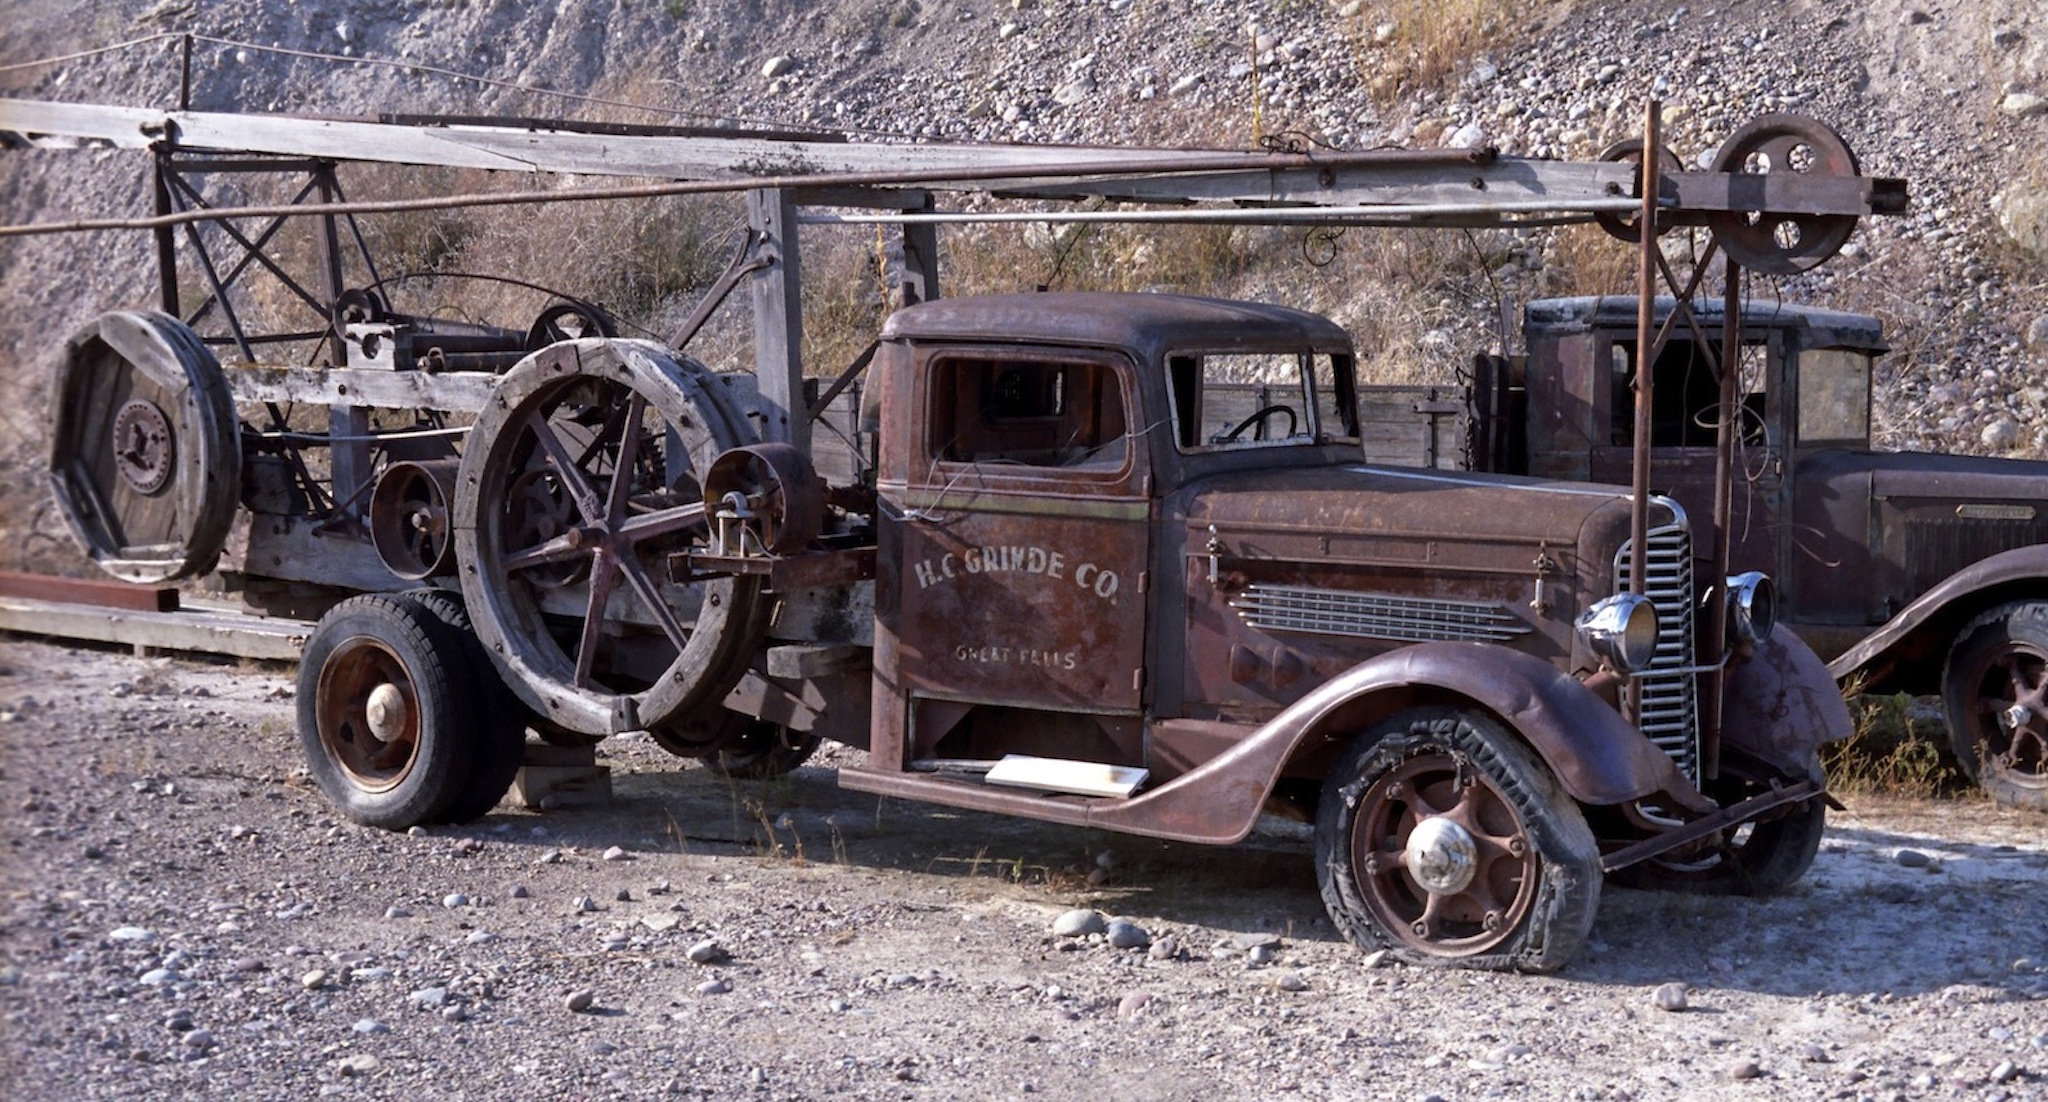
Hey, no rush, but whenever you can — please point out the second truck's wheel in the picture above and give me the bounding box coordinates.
[1315,706,1600,973]
[1943,601,2048,812]
[298,593,482,829]
[402,588,529,823]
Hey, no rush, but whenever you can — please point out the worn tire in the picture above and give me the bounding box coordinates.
[649,709,821,779]
[403,588,528,823]
[1315,706,1601,973]
[298,593,479,830]
[1942,601,2048,812]
[705,721,822,780]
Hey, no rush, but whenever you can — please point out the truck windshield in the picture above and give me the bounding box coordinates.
[1166,350,1359,453]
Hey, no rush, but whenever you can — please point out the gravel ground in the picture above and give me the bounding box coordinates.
[2,637,2044,1101]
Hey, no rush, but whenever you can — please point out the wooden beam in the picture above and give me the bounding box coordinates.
[748,188,805,450]
[0,571,179,612]
[225,364,501,411]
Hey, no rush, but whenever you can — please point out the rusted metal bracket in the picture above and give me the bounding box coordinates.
[666,229,772,350]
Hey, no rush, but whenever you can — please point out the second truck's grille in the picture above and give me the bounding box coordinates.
[1614,499,1702,783]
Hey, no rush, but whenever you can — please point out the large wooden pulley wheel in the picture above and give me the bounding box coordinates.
[50,311,241,584]
[1708,114,1862,275]
[454,339,764,737]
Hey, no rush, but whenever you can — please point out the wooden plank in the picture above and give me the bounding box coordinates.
[997,160,1633,208]
[0,595,309,660]
[0,571,178,612]
[0,98,1640,215]
[984,754,1147,799]
[0,98,1237,181]
[225,364,501,412]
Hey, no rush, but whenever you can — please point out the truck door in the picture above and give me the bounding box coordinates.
[884,346,1151,767]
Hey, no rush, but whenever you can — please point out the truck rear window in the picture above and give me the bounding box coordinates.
[928,354,1130,469]
[1166,350,1359,452]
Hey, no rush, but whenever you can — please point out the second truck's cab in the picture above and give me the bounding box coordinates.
[1513,297,2048,809]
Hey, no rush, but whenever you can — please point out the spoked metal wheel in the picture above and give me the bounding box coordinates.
[454,339,764,737]
[1316,707,1600,972]
[1944,602,2048,812]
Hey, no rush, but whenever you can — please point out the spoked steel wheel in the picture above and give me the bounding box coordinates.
[1350,751,1540,957]
[1316,707,1600,972]
[454,339,764,737]
[1944,602,2048,812]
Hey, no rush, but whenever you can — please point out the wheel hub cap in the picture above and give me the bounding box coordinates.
[1404,815,1479,894]
[111,398,175,494]
[364,682,409,741]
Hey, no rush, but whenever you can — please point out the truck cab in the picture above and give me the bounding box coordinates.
[1516,297,2048,809]
[836,291,1851,970]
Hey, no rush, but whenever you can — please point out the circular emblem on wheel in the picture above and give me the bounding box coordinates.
[111,398,176,494]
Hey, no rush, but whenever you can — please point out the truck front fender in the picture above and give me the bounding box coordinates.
[1724,624,1855,781]
[1825,544,2048,692]
[1077,641,1711,846]
[1278,642,1713,811]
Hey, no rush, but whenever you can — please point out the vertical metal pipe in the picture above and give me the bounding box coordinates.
[1627,101,1661,600]
[151,153,179,315]
[179,35,193,112]
[1702,254,1743,781]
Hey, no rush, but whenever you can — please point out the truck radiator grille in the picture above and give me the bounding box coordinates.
[1230,585,1532,644]
[1615,505,1702,784]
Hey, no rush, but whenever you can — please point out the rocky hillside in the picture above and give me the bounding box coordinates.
[0,0,2044,563]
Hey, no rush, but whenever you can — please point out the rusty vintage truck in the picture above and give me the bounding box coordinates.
[7,96,1911,971]
[1365,296,2048,810]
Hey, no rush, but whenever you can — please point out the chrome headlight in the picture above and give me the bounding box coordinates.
[1577,593,1660,674]
[1725,571,1776,646]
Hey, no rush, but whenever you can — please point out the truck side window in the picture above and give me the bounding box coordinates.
[1610,340,1766,448]
[928,355,1129,469]
[1167,350,1357,452]
[1795,348,1872,446]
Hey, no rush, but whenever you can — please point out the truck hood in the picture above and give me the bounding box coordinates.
[1177,463,1649,552]
[1796,447,2048,502]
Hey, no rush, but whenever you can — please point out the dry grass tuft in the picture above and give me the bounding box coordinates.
[1822,692,1970,799]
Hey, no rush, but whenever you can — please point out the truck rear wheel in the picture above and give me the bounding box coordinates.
[298,593,480,829]
[1943,601,2048,812]
[1315,707,1600,973]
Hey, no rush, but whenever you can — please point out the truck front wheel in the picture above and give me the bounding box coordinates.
[1315,707,1600,973]
[1943,601,2048,812]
